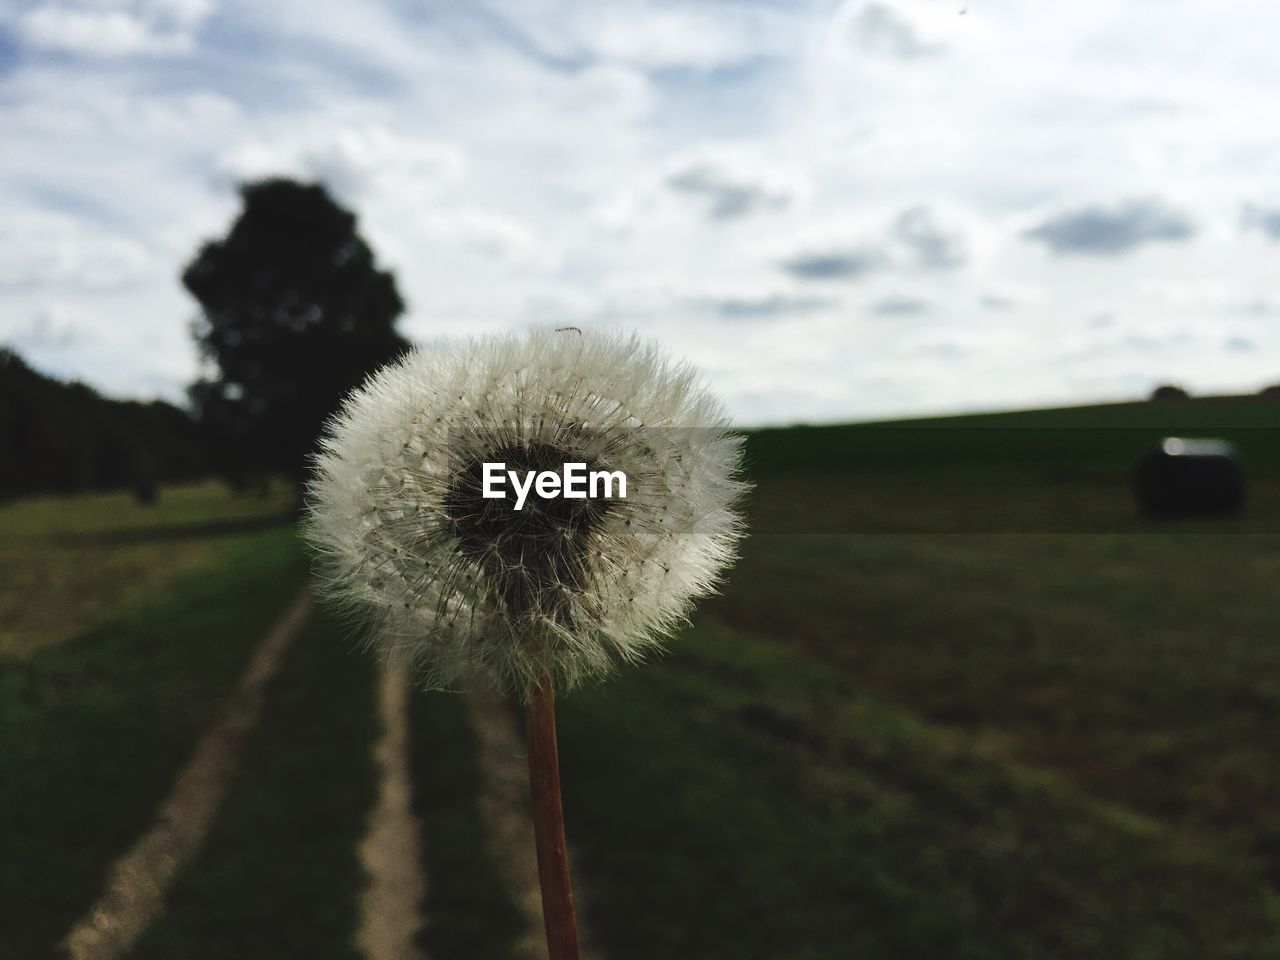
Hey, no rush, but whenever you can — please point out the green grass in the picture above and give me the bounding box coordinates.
[747,393,1280,480]
[0,478,295,540]
[749,472,1280,534]
[548,394,1280,956]
[407,692,531,959]
[0,479,295,656]
[4,397,1280,957]
[559,624,1280,959]
[131,608,378,960]
[705,531,1280,845]
[0,526,305,958]
[744,395,1280,535]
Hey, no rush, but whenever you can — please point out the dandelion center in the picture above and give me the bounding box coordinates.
[442,439,612,619]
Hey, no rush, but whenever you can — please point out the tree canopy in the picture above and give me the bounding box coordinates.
[0,348,206,503]
[185,178,410,482]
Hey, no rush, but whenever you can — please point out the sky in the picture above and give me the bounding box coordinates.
[1,0,1278,426]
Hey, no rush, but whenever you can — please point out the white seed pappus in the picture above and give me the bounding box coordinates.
[305,328,748,696]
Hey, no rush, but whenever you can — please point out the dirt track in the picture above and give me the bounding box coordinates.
[62,591,312,960]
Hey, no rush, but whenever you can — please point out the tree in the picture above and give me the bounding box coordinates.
[184,178,410,484]
[1149,383,1189,402]
[0,347,209,503]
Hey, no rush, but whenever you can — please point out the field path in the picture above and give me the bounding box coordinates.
[357,663,429,960]
[60,589,312,960]
[465,680,601,960]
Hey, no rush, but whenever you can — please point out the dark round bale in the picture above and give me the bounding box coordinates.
[1134,437,1245,518]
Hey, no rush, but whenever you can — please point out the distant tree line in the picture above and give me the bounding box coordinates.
[0,348,208,503]
[1152,382,1280,402]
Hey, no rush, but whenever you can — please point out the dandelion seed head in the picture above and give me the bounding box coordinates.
[305,328,748,696]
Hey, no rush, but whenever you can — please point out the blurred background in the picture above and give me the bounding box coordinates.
[2,1,1279,958]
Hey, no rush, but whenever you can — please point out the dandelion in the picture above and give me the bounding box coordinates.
[305,327,747,959]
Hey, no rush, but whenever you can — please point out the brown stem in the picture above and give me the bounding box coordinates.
[524,674,582,960]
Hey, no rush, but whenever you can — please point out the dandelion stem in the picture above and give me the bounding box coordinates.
[524,673,581,960]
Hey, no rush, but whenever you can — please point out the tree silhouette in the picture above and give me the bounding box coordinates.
[1149,383,1189,402]
[0,347,208,503]
[184,178,409,484]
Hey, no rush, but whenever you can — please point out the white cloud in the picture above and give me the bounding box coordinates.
[422,209,559,270]
[2,0,1280,422]
[890,206,968,269]
[871,295,931,317]
[15,0,214,57]
[479,0,795,71]
[1,305,86,352]
[217,127,467,206]
[849,2,945,60]
[1241,202,1280,241]
[0,212,152,291]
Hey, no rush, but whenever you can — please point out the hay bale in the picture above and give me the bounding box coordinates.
[1134,437,1245,518]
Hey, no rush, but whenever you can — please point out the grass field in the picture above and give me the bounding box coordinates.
[0,480,295,656]
[2,395,1279,958]
[0,523,306,956]
[130,609,378,960]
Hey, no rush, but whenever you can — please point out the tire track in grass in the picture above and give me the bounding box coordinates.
[464,680,602,960]
[127,599,379,960]
[405,687,529,960]
[1,529,303,957]
[463,680,550,960]
[61,590,312,960]
[356,664,428,960]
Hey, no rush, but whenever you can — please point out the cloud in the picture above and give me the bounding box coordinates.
[664,153,801,220]
[891,206,966,270]
[699,292,835,320]
[850,3,943,60]
[909,338,969,359]
[6,0,1280,422]
[1024,198,1196,255]
[300,134,465,203]
[1224,335,1257,353]
[1058,326,1195,365]
[423,209,558,269]
[777,205,967,283]
[479,1,794,72]
[779,246,886,281]
[979,294,1014,311]
[217,127,466,205]
[0,212,152,291]
[1229,298,1280,318]
[1123,332,1191,352]
[1,306,85,352]
[871,296,930,317]
[598,148,805,231]
[15,0,213,57]
[1241,203,1280,241]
